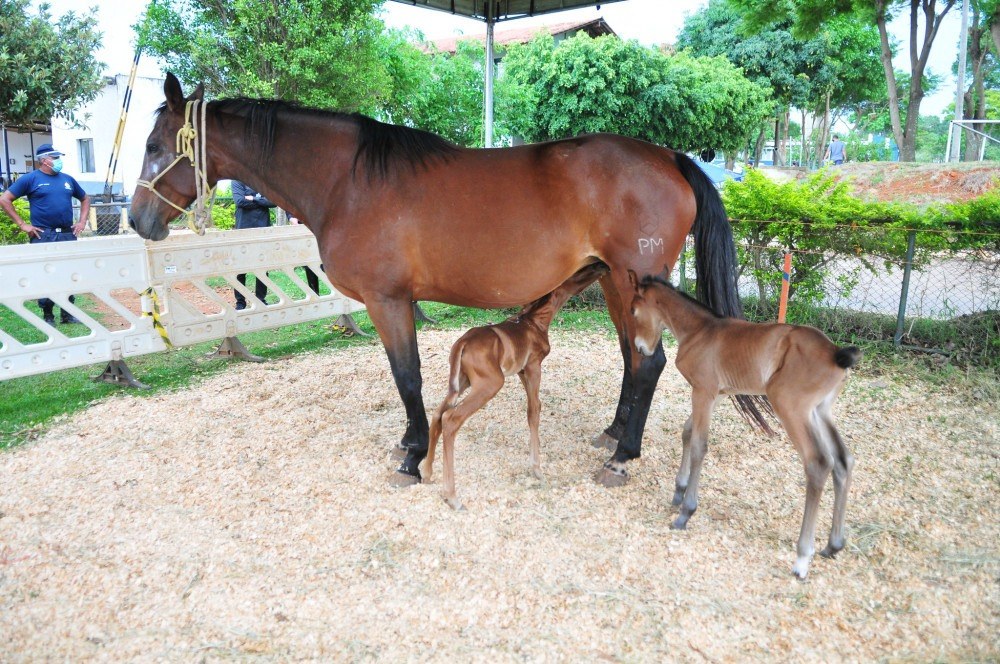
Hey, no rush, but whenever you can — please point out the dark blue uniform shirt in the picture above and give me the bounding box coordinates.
[6,170,86,228]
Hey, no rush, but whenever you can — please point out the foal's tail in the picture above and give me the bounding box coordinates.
[835,346,862,369]
[674,152,773,434]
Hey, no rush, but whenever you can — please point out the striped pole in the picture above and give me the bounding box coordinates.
[777,252,792,323]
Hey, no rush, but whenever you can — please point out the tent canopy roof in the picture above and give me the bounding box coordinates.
[388,0,626,23]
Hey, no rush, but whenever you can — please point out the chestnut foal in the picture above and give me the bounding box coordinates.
[424,263,608,509]
[629,272,861,579]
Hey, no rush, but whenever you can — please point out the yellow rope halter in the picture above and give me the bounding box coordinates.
[135,99,215,235]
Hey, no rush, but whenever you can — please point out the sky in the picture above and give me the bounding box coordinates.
[32,0,965,116]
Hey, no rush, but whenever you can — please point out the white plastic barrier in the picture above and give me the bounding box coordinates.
[0,225,364,382]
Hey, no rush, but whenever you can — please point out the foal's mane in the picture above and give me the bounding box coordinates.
[639,275,723,319]
[159,98,458,179]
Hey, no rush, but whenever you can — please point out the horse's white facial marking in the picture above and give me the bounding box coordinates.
[638,237,665,255]
[150,162,160,175]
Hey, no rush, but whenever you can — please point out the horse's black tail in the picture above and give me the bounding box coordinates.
[674,151,774,435]
[835,346,862,369]
[673,151,743,318]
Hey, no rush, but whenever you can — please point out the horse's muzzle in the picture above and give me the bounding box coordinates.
[634,339,655,357]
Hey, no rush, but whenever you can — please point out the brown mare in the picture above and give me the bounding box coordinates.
[128,73,757,486]
[629,272,861,578]
[423,263,609,510]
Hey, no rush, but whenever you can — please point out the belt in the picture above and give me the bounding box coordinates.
[41,227,73,233]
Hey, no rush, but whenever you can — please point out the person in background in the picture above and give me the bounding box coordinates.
[289,215,321,294]
[231,180,276,310]
[825,134,847,166]
[0,143,89,325]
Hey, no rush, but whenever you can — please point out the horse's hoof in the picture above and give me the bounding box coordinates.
[671,491,685,507]
[591,432,617,451]
[819,544,842,559]
[593,466,629,488]
[388,470,420,488]
[530,467,545,481]
[444,496,465,511]
[388,445,408,461]
[670,519,688,531]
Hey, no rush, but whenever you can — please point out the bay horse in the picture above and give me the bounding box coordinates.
[628,272,861,578]
[128,73,759,486]
[423,263,610,510]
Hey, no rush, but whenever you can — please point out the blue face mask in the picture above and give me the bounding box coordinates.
[51,158,64,173]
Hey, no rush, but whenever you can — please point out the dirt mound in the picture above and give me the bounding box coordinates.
[764,161,999,206]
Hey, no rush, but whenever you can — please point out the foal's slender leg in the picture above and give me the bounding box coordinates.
[518,362,545,480]
[817,399,854,559]
[439,374,505,510]
[673,416,694,506]
[364,298,427,485]
[673,390,717,529]
[778,405,833,579]
[424,375,470,483]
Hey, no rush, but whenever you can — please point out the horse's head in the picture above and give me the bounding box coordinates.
[129,73,205,241]
[627,269,669,357]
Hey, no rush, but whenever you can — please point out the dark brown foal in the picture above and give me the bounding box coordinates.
[424,264,608,509]
[629,271,861,579]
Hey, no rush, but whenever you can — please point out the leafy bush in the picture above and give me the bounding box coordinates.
[0,198,30,245]
[722,169,920,306]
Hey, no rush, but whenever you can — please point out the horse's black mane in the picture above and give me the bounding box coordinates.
[159,98,458,179]
[640,274,724,319]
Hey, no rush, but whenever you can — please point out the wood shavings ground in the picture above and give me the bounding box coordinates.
[1,329,997,661]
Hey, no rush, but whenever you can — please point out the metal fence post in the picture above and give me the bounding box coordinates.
[894,230,917,346]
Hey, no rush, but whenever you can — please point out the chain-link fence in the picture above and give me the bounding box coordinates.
[674,222,1000,367]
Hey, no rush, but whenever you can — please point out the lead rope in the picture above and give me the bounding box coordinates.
[135,99,214,235]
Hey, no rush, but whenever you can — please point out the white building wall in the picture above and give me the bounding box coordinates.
[2,126,53,184]
[51,74,165,198]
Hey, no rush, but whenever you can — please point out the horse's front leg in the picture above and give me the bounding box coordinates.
[595,272,667,487]
[364,297,427,486]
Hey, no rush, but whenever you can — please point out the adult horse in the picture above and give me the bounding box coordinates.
[129,73,756,486]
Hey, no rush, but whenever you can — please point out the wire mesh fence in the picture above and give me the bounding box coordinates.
[672,222,1000,367]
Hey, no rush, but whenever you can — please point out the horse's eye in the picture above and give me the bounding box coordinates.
[146,144,160,154]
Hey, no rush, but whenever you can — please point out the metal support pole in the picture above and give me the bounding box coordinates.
[894,230,917,347]
[1,124,11,187]
[484,13,495,148]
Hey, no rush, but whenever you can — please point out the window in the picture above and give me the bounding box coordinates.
[78,138,95,173]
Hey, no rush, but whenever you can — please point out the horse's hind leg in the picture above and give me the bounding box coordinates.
[591,277,634,452]
[518,364,544,480]
[818,400,854,559]
[439,374,505,510]
[779,405,833,579]
[364,298,427,485]
[673,416,694,506]
[423,401,448,483]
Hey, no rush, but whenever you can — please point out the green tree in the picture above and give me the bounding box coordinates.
[732,0,961,162]
[0,0,104,127]
[961,0,1000,160]
[498,33,770,153]
[678,1,884,166]
[135,0,388,110]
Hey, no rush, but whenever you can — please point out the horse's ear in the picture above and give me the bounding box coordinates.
[164,73,185,112]
[627,269,639,290]
[189,82,205,103]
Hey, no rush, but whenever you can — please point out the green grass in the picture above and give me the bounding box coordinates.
[0,302,614,450]
[4,293,996,451]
